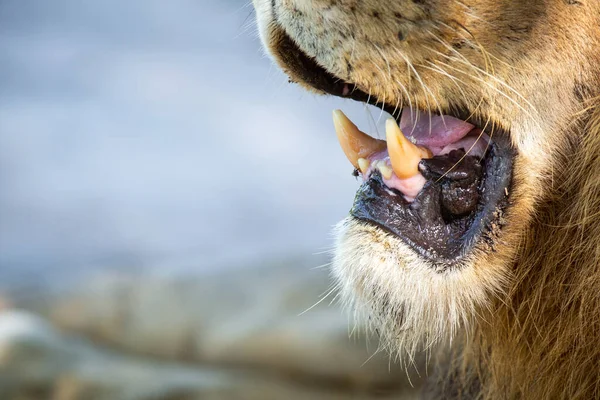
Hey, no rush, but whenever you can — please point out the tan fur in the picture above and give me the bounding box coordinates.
[253,0,600,398]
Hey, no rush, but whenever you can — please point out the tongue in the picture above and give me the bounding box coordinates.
[400,108,475,151]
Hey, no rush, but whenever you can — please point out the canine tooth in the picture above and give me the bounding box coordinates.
[357,158,370,174]
[386,118,432,179]
[378,162,393,180]
[333,110,386,169]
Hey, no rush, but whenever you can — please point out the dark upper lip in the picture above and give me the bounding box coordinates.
[270,24,402,117]
[272,25,488,127]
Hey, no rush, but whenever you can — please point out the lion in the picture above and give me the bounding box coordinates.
[251,1,600,398]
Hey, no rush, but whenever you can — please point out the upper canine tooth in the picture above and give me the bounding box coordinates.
[333,110,386,169]
[385,118,432,179]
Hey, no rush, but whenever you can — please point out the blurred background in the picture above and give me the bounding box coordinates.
[0,1,421,398]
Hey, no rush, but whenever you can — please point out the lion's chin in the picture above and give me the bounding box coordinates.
[332,217,509,356]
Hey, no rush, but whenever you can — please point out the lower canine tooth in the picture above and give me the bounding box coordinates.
[378,163,393,180]
[357,158,370,174]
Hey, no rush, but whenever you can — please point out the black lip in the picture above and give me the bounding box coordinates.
[350,136,515,269]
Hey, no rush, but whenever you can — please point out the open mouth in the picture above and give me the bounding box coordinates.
[274,31,515,267]
[334,110,514,268]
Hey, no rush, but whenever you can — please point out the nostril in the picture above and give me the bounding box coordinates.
[398,30,407,41]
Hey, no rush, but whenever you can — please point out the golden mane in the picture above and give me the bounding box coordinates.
[442,99,600,399]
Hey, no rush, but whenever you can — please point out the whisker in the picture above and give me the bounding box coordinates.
[434,58,539,122]
[310,262,332,270]
[424,33,539,121]
[396,51,445,134]
[298,284,340,316]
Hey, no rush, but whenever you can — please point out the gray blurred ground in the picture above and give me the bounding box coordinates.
[0,1,421,398]
[0,258,423,399]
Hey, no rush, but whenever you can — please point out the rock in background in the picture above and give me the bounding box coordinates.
[1,257,423,399]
